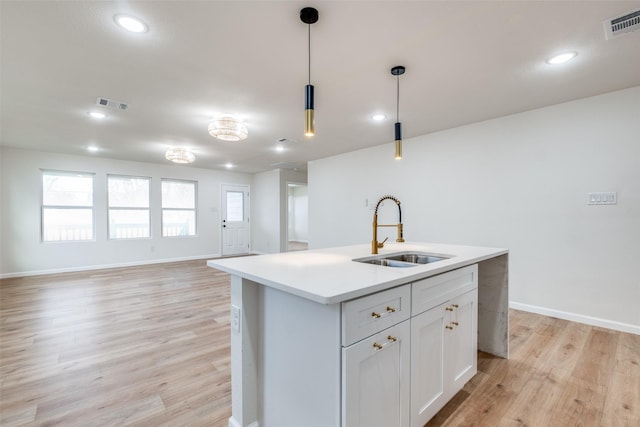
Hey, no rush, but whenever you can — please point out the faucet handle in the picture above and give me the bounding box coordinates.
[377,237,389,248]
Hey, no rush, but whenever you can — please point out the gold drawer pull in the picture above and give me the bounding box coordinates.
[386,306,396,313]
[373,336,400,351]
[452,304,459,308]
[445,325,454,330]
[445,307,454,312]
[452,322,459,326]
[371,311,381,318]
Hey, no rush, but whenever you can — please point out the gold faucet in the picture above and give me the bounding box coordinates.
[372,195,404,254]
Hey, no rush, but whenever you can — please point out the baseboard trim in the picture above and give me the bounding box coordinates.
[510,301,639,335]
[0,253,222,279]
[228,417,258,427]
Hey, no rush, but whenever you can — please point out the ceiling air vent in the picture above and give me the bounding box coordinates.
[603,9,640,40]
[271,162,301,170]
[96,97,129,110]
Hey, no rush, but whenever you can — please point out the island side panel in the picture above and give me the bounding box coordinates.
[477,254,509,358]
[260,285,342,427]
[230,275,260,427]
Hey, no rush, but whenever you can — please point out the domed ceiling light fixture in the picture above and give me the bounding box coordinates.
[391,65,406,160]
[300,7,319,137]
[165,148,195,164]
[208,116,248,141]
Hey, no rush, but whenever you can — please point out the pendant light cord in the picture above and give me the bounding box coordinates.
[308,24,311,84]
[396,75,400,122]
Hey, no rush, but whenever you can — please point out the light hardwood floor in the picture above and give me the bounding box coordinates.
[1,260,638,426]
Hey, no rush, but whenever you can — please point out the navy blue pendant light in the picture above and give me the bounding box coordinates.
[391,65,405,159]
[300,7,318,137]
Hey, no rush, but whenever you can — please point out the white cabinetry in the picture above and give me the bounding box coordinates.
[341,265,478,427]
[410,265,478,427]
[342,320,410,427]
[342,284,411,427]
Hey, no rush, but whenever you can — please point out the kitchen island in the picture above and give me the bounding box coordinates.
[208,242,509,427]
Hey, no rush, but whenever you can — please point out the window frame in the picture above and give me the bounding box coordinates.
[161,178,198,238]
[107,174,152,240]
[40,169,96,243]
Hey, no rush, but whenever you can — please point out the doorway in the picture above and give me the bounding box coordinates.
[221,184,250,256]
[287,183,308,251]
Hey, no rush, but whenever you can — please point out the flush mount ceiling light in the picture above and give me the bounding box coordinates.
[546,52,577,65]
[391,65,406,160]
[208,116,248,141]
[372,114,386,121]
[225,162,234,169]
[87,146,100,153]
[300,7,319,137]
[165,148,195,164]
[114,14,148,33]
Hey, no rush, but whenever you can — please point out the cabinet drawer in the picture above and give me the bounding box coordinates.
[342,284,411,347]
[411,264,477,315]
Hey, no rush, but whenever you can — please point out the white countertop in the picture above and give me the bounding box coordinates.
[207,242,507,305]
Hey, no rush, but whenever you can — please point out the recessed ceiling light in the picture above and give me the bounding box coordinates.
[114,14,148,33]
[88,111,107,119]
[87,146,100,153]
[275,145,285,152]
[225,163,234,169]
[371,114,386,121]
[546,52,577,65]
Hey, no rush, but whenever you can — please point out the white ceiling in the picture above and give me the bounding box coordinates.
[2,1,639,174]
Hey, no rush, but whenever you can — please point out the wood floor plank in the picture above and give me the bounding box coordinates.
[2,260,639,426]
[1,260,232,426]
[601,333,640,424]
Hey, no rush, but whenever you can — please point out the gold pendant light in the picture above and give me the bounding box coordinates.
[391,66,405,159]
[300,7,318,137]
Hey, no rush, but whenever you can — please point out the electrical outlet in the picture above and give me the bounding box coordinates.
[588,192,617,205]
[231,305,241,333]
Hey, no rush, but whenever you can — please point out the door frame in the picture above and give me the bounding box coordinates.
[285,181,308,252]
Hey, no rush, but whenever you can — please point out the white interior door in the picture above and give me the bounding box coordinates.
[221,184,250,256]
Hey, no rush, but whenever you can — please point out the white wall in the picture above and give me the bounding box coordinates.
[251,169,281,254]
[309,86,640,330]
[0,147,251,276]
[288,185,309,242]
[251,168,307,253]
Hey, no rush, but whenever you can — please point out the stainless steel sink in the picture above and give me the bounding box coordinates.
[383,253,448,264]
[358,258,417,268]
[353,252,450,268]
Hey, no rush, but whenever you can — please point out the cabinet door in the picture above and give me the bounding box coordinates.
[410,302,448,427]
[342,320,410,427]
[445,288,478,397]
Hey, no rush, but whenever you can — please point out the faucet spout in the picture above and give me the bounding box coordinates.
[371,195,405,254]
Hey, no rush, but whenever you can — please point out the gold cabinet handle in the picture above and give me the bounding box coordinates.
[371,311,381,318]
[373,336,399,351]
[445,325,454,330]
[452,322,459,326]
[386,306,396,313]
[445,307,454,312]
[452,304,459,308]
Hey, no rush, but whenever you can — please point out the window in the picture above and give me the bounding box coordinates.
[162,179,196,237]
[226,191,244,222]
[42,170,94,241]
[108,175,150,239]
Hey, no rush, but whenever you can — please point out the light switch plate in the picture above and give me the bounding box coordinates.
[588,192,617,205]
